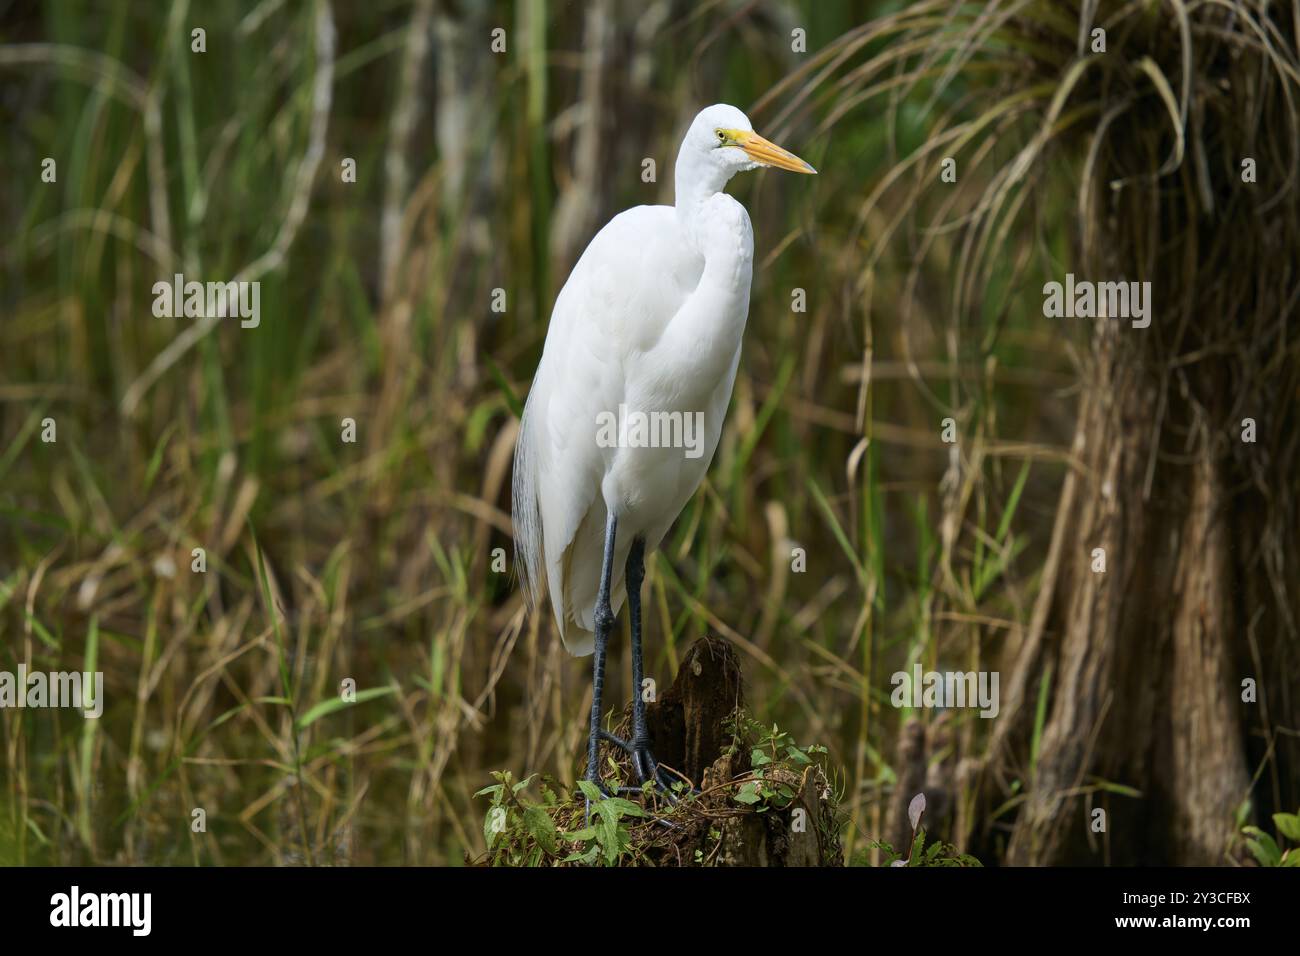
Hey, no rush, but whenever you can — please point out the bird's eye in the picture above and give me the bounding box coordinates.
[715,129,726,144]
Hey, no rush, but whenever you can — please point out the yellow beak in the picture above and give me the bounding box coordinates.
[735,130,817,174]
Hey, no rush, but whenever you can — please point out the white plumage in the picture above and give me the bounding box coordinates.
[513,104,814,657]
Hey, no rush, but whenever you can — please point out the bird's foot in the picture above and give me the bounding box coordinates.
[631,741,672,792]
[598,729,632,750]
[597,730,686,796]
[581,775,677,833]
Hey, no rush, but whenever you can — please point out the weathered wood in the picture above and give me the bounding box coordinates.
[610,635,842,866]
[639,634,745,785]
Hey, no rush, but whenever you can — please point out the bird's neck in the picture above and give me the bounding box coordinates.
[660,159,754,384]
[674,149,732,239]
[657,255,752,388]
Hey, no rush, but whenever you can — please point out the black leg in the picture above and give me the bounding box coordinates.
[626,537,673,790]
[584,512,619,789]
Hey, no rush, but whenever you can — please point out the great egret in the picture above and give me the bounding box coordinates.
[513,103,815,793]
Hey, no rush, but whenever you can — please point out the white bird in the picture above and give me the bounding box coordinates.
[513,103,815,791]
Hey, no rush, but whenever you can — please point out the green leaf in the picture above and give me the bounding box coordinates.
[599,816,619,864]
[1245,839,1280,867]
[23,610,59,650]
[523,806,558,855]
[484,355,524,420]
[785,746,812,765]
[562,844,600,864]
[464,398,500,453]
[995,458,1032,543]
[483,807,506,851]
[1272,813,1300,842]
[592,800,617,827]
[142,422,176,493]
[1243,827,1283,866]
[808,476,869,590]
[1234,797,1253,829]
[604,797,647,818]
[296,685,396,729]
[909,828,927,864]
[734,781,762,806]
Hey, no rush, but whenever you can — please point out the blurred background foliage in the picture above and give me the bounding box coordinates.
[1,0,1296,866]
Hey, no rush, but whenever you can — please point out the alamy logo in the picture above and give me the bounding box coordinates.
[50,886,151,936]
[1042,273,1151,328]
[152,273,260,328]
[890,664,1000,718]
[0,666,103,718]
[595,404,705,459]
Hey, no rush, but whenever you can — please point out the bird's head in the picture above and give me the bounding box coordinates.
[685,104,817,178]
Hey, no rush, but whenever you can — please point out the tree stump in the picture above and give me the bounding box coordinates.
[637,634,745,784]
[476,636,843,866]
[603,635,842,867]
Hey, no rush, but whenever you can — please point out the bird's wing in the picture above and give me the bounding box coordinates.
[513,205,698,654]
